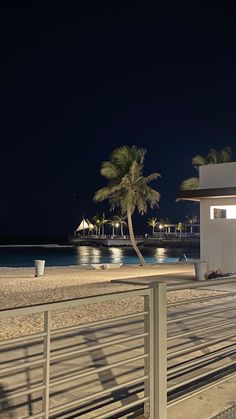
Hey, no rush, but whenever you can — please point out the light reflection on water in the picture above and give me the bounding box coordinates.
[75,246,102,264]
[109,247,123,263]
[155,248,166,258]
[75,246,124,265]
[74,246,198,265]
[155,248,179,263]
[0,246,199,267]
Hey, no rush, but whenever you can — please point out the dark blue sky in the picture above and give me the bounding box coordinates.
[1,2,236,235]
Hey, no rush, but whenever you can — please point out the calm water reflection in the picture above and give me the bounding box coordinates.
[0,246,199,267]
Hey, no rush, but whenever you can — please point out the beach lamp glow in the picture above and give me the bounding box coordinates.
[115,222,119,235]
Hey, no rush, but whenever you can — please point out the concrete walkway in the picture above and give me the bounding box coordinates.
[168,376,236,419]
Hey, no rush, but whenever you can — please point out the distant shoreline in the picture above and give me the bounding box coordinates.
[0,239,200,249]
[141,238,200,249]
[0,244,72,248]
[72,238,200,249]
[0,235,69,246]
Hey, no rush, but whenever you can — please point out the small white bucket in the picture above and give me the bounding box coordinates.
[194,260,207,281]
[34,260,45,277]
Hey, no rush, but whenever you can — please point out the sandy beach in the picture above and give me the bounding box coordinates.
[0,263,223,339]
[0,263,195,305]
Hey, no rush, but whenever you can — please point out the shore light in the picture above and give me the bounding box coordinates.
[115,222,120,235]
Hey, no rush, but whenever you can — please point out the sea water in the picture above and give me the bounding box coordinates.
[0,246,199,267]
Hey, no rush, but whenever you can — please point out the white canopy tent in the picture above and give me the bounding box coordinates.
[86,219,94,231]
[76,219,89,232]
[75,218,94,236]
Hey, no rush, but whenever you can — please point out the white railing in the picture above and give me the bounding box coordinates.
[0,284,167,419]
[2,276,235,418]
[166,277,236,407]
[113,275,236,413]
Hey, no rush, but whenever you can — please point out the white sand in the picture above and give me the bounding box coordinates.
[0,264,223,339]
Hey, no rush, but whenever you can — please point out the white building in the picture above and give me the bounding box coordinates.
[177,162,236,272]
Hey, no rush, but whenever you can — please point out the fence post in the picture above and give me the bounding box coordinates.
[42,311,51,419]
[149,282,167,419]
[144,295,150,418]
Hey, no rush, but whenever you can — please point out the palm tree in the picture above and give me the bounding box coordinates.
[180,147,233,190]
[114,215,127,237]
[107,215,126,236]
[94,145,161,265]
[159,218,171,234]
[147,217,158,235]
[92,214,107,236]
[185,214,198,234]
[107,218,116,236]
[176,222,184,238]
[101,213,107,236]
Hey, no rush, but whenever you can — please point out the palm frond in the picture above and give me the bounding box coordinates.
[207,148,218,164]
[93,184,121,202]
[192,154,207,169]
[100,161,120,180]
[145,172,161,183]
[219,147,233,163]
[147,217,158,227]
[181,147,234,192]
[146,188,160,209]
[180,177,200,190]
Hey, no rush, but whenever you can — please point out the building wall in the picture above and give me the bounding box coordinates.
[200,197,236,271]
[199,163,236,271]
[200,162,236,188]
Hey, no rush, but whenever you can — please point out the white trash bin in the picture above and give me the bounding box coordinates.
[34,260,45,277]
[194,260,207,281]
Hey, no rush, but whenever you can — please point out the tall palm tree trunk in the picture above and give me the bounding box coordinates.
[127,210,146,266]
[121,223,124,237]
[152,225,154,235]
[102,214,105,236]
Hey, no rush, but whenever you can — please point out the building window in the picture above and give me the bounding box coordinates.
[210,205,236,219]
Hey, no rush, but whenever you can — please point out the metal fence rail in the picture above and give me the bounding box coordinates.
[166,277,236,408]
[0,285,167,419]
[1,276,236,418]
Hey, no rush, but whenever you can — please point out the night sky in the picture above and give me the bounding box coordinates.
[1,3,236,236]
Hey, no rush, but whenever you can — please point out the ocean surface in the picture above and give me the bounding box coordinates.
[0,246,200,267]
